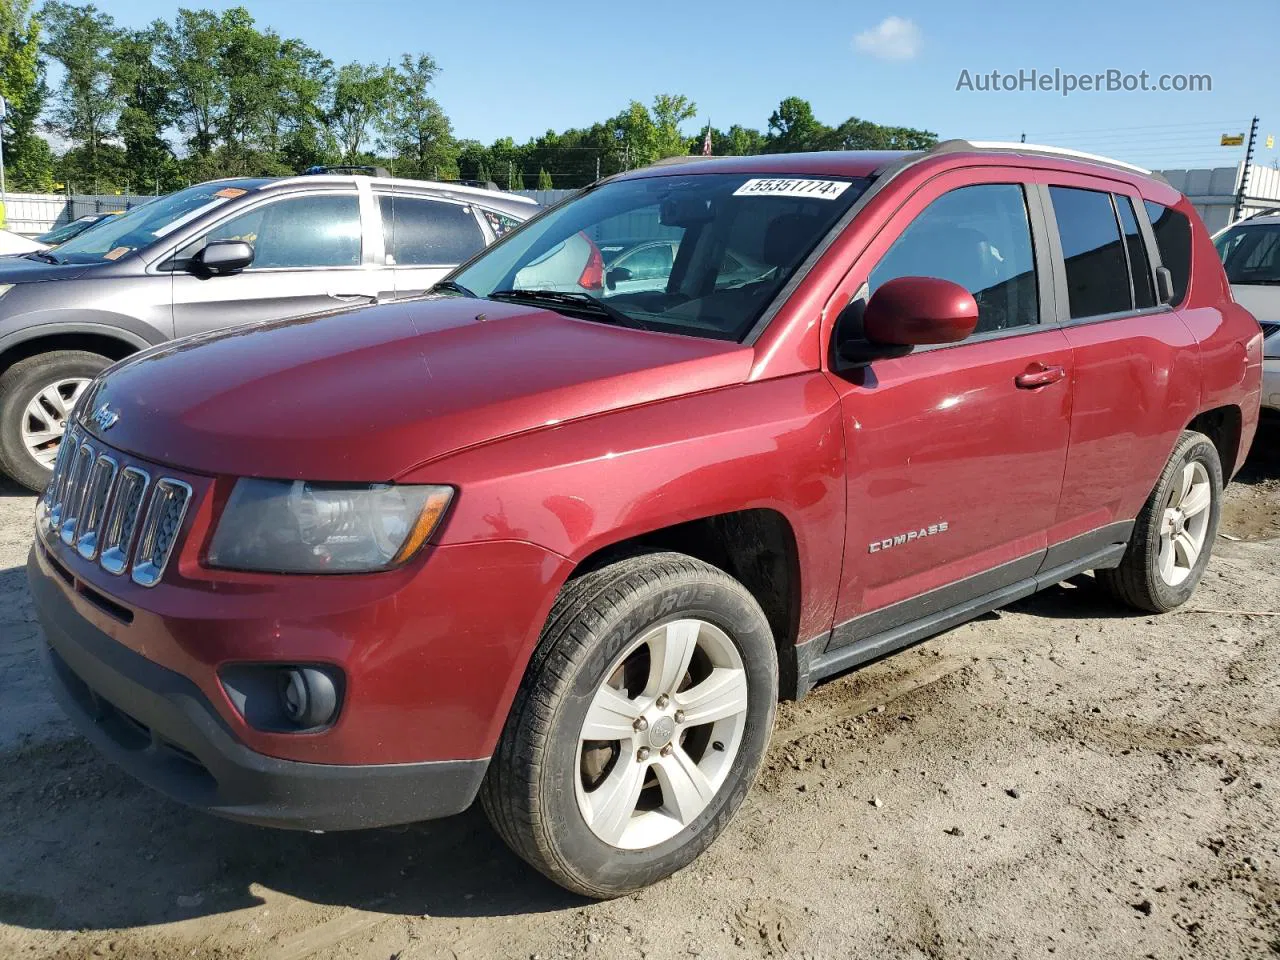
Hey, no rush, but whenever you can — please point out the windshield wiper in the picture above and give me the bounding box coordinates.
[27,250,62,264]
[431,279,477,298]
[488,288,653,330]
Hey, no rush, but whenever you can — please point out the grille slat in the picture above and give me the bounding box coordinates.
[75,455,119,560]
[41,431,192,589]
[130,478,192,588]
[99,467,150,576]
[59,443,96,546]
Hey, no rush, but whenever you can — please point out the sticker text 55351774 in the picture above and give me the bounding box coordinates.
[732,178,852,200]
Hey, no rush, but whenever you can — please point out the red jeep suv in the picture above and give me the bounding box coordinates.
[29,142,1262,898]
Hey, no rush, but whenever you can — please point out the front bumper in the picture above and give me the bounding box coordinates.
[30,547,487,830]
[1264,357,1280,412]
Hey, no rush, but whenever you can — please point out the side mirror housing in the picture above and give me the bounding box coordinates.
[606,266,631,289]
[838,276,979,368]
[192,239,254,276]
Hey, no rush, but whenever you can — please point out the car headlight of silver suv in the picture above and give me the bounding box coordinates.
[207,479,453,573]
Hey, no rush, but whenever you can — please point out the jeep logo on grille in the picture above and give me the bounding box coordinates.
[89,402,119,431]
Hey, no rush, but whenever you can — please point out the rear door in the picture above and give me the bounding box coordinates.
[1037,175,1200,547]
[823,168,1074,643]
[170,190,377,338]
[375,193,490,300]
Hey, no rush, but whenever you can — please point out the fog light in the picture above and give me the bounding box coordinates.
[220,663,343,732]
[278,667,338,729]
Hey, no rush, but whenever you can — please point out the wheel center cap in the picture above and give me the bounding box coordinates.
[649,715,676,749]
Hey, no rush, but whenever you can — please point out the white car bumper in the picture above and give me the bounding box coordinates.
[1265,356,1280,412]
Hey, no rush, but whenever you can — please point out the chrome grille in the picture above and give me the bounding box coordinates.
[75,455,119,560]
[130,479,193,587]
[59,443,96,546]
[40,432,194,588]
[99,467,149,575]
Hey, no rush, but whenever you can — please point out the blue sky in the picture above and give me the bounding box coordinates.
[102,0,1279,171]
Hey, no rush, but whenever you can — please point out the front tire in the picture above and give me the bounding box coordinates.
[0,350,110,492]
[481,552,778,898]
[1098,430,1222,613]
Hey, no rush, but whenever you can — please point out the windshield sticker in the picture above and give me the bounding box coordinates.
[733,178,852,200]
[102,246,130,261]
[150,197,232,239]
[213,187,248,199]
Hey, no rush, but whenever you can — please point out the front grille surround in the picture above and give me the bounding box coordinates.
[41,433,194,589]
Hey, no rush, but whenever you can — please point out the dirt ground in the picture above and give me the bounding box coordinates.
[2,425,1278,960]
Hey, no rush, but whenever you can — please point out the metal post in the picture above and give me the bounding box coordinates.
[1232,116,1260,223]
[595,155,601,181]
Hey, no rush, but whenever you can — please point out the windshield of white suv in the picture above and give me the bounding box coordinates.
[46,180,269,265]
[1215,222,1280,285]
[448,172,871,341]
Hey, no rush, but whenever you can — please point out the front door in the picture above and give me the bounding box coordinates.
[823,171,1074,643]
[171,191,378,338]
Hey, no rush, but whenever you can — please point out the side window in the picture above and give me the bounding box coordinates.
[183,193,362,269]
[1115,194,1156,309]
[379,195,486,265]
[1143,200,1192,305]
[869,183,1039,334]
[479,208,521,238]
[1048,186,1131,319]
[619,243,674,281]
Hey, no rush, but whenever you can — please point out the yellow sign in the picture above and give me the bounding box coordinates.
[1268,135,1276,149]
[1221,134,1245,146]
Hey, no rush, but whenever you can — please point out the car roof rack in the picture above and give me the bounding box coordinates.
[304,164,391,178]
[927,139,1160,179]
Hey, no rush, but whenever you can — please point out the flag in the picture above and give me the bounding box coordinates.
[702,122,713,156]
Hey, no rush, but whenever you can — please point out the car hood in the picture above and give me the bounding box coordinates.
[81,297,753,481]
[0,256,95,283]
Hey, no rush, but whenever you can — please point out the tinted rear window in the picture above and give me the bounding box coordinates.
[1049,186,1131,319]
[1144,201,1192,305]
[1214,222,1280,285]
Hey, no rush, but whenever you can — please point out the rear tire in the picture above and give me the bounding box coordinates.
[481,552,778,899]
[0,351,110,493]
[1098,430,1222,613]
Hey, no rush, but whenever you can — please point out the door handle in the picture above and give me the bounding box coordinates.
[1015,363,1066,389]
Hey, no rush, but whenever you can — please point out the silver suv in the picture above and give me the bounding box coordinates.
[0,174,538,490]
[1214,209,1280,414]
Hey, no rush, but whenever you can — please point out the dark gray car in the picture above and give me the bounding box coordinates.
[0,174,538,490]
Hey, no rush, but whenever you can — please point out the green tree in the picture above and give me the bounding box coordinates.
[111,25,179,191]
[380,53,454,178]
[330,61,395,163]
[41,1,119,188]
[764,96,828,153]
[512,168,525,190]
[0,0,54,190]
[650,93,696,158]
[537,167,553,189]
[154,7,223,158]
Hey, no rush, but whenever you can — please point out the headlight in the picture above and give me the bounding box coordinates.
[207,479,453,574]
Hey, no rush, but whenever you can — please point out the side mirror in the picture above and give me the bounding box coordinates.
[192,239,254,276]
[1154,266,1174,305]
[606,267,632,289]
[838,276,978,367]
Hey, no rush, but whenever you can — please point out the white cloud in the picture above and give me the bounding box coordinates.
[853,16,922,61]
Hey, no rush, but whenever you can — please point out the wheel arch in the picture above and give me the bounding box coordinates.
[1186,404,1243,479]
[564,508,805,701]
[0,322,153,379]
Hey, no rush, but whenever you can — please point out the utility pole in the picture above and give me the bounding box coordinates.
[595,154,600,181]
[1232,115,1260,223]
[1019,131,1026,143]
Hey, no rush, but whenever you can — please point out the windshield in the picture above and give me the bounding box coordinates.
[451,172,871,341]
[50,181,265,264]
[1215,222,1280,285]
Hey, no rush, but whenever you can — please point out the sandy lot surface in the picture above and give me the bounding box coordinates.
[1,425,1277,960]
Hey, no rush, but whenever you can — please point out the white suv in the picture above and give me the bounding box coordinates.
[1215,210,1280,412]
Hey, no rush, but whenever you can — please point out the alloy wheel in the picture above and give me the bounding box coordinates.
[1157,460,1212,586]
[21,377,91,468]
[575,618,749,850]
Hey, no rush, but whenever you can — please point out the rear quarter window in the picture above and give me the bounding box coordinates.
[1143,201,1192,305]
